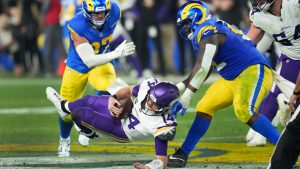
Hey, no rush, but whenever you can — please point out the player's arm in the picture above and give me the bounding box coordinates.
[71,32,135,68]
[177,34,220,109]
[133,135,173,169]
[247,24,265,44]
[113,86,135,99]
[290,72,300,112]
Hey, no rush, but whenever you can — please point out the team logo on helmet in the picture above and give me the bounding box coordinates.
[177,0,211,40]
[82,0,111,28]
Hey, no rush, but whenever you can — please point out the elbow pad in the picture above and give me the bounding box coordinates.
[157,127,176,141]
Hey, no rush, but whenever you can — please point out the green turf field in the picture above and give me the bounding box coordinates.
[0,77,279,168]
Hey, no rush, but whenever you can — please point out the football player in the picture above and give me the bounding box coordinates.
[57,0,136,157]
[168,0,280,167]
[46,77,179,169]
[245,0,300,146]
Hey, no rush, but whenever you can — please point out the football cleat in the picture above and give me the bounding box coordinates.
[46,87,68,119]
[57,137,71,157]
[245,128,256,142]
[247,132,266,147]
[78,134,90,147]
[168,148,188,168]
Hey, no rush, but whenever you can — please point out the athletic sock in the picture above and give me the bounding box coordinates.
[181,116,211,156]
[58,116,73,139]
[251,114,280,144]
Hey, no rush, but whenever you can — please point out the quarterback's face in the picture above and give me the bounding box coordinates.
[146,97,160,112]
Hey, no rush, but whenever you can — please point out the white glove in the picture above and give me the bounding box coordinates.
[179,88,194,109]
[113,40,136,58]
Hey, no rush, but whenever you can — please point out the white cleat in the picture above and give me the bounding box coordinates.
[46,87,68,119]
[245,128,256,142]
[57,137,71,157]
[78,134,90,147]
[247,132,266,147]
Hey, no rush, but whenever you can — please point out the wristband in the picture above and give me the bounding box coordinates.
[145,159,164,169]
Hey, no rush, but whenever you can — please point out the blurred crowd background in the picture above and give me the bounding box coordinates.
[0,0,279,79]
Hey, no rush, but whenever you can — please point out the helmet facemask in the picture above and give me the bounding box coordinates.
[82,0,111,29]
[250,0,274,12]
[141,82,180,116]
[177,13,200,40]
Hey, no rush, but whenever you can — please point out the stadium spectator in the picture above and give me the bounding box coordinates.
[41,0,66,77]
[268,71,300,169]
[245,0,300,146]
[135,0,166,76]
[168,1,280,167]
[56,0,135,157]
[0,14,15,73]
[46,77,179,169]
[18,0,43,76]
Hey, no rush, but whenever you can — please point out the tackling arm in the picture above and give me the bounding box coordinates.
[72,32,135,68]
[113,86,134,99]
[179,34,219,108]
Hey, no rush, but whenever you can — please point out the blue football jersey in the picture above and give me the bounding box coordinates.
[192,18,270,80]
[66,1,120,74]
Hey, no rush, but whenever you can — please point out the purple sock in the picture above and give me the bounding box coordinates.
[259,92,279,121]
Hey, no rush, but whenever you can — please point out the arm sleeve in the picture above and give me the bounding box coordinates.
[132,85,140,97]
[155,137,168,156]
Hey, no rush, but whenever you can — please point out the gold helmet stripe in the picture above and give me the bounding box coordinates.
[181,3,207,25]
[86,0,94,11]
[106,0,111,10]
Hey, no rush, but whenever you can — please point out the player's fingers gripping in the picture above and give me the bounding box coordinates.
[171,101,183,118]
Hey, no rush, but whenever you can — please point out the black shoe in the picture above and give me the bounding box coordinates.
[168,148,188,168]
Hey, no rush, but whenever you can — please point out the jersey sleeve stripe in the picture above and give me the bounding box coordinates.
[67,24,78,35]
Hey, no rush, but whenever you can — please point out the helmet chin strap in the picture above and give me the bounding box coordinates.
[188,31,194,40]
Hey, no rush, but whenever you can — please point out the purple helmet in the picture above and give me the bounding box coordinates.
[146,82,179,115]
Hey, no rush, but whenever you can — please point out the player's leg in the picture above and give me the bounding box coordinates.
[168,78,233,168]
[260,55,300,121]
[268,104,300,169]
[69,95,130,142]
[58,66,88,157]
[88,63,116,93]
[248,58,300,146]
[233,64,279,145]
[79,63,116,145]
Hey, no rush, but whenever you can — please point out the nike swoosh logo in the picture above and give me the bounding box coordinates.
[169,156,185,161]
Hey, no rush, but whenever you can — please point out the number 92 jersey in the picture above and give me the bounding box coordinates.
[121,77,177,141]
[66,0,120,74]
[192,18,269,80]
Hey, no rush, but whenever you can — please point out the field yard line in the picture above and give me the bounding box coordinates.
[0,106,56,114]
[0,107,196,114]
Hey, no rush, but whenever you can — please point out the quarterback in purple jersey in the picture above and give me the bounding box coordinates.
[46,77,179,169]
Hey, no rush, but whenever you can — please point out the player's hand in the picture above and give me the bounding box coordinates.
[133,163,150,169]
[114,40,136,58]
[290,94,300,112]
[108,96,123,117]
[171,101,187,118]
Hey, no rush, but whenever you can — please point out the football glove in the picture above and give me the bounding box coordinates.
[114,40,136,58]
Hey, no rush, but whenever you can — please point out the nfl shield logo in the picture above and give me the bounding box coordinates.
[100,33,103,37]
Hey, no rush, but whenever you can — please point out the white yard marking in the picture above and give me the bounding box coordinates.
[0,107,56,114]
